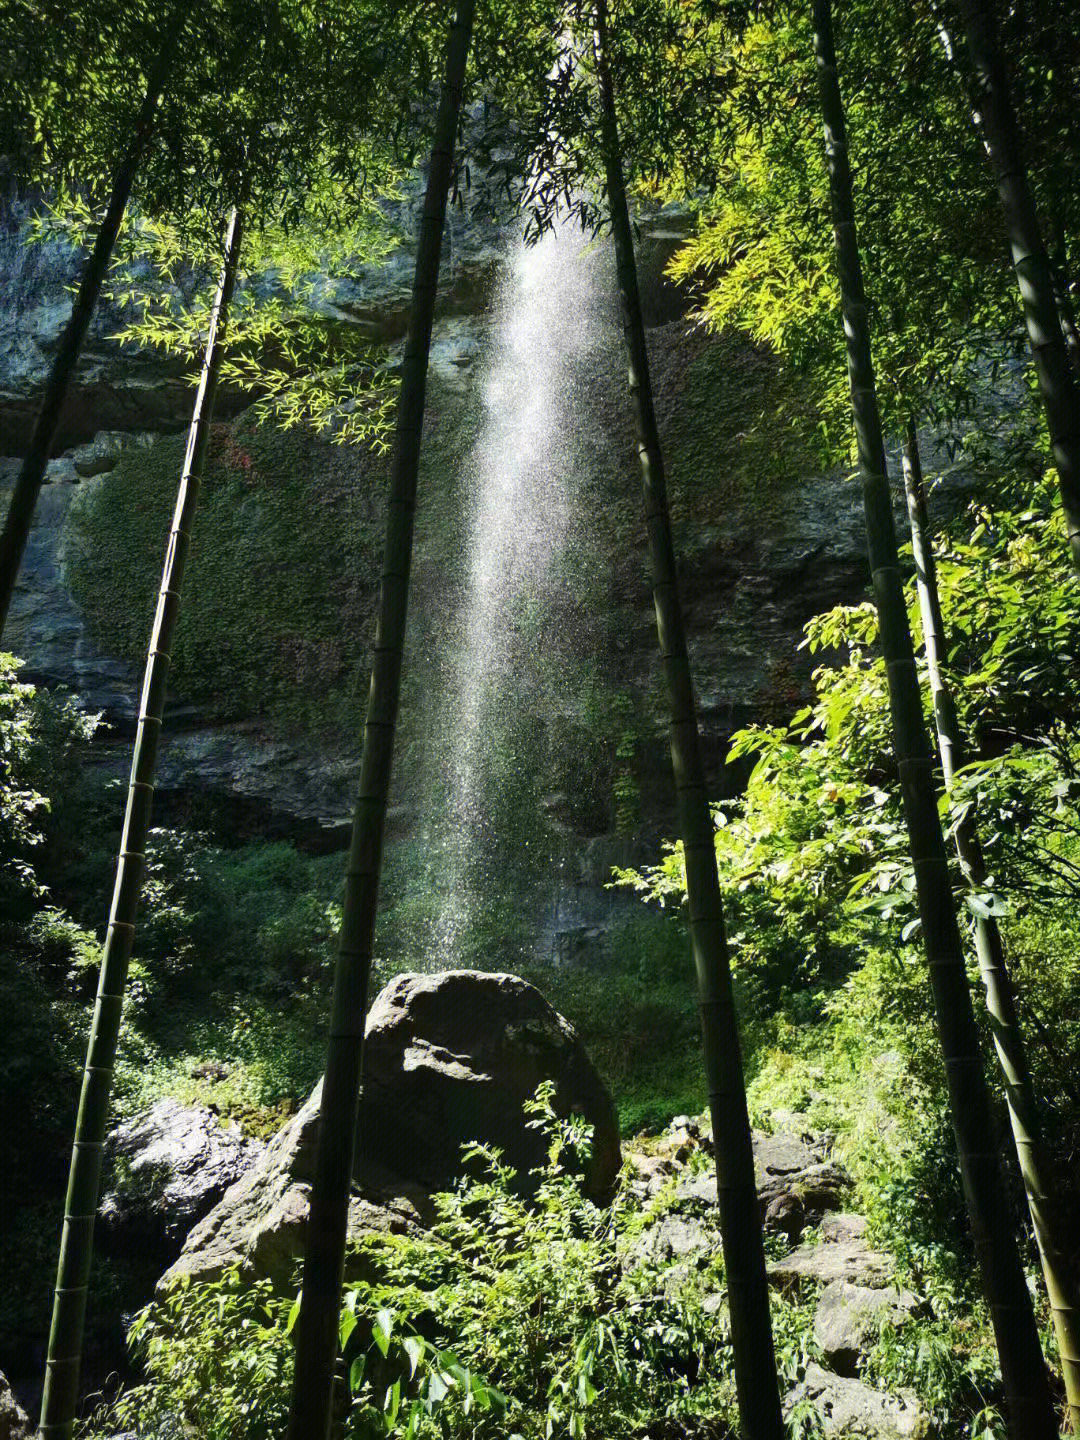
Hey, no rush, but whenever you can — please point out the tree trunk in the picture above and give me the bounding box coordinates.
[903,420,1080,1433]
[591,9,784,1439]
[951,0,1080,570]
[1049,214,1080,382]
[811,3,1058,1434]
[38,206,244,1440]
[0,16,181,639]
[929,4,1080,388]
[283,5,475,1438]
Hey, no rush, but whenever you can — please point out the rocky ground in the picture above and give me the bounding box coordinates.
[628,1115,928,1438]
[4,971,930,1438]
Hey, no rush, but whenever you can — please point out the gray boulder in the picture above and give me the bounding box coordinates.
[358,970,621,1201]
[160,1082,432,1289]
[769,1214,894,1293]
[99,1098,265,1256]
[162,970,619,1290]
[815,1281,919,1376]
[753,1130,821,1192]
[786,1362,928,1439]
[0,1371,29,1440]
[631,1212,718,1268]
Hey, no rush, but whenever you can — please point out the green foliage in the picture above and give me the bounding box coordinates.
[31,169,405,449]
[0,653,98,907]
[624,460,1080,1336]
[96,1089,745,1440]
[659,3,1025,453]
[103,1271,297,1440]
[93,1084,1021,1439]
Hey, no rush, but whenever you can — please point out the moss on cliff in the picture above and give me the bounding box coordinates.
[65,381,478,743]
[662,327,817,524]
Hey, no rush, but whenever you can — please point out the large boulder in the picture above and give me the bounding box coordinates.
[99,1098,265,1260]
[160,1079,432,1290]
[358,970,621,1201]
[162,970,619,1290]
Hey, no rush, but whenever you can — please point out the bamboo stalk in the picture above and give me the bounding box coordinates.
[903,420,1080,1432]
[0,10,185,639]
[39,205,244,1440]
[283,4,475,1437]
[591,8,784,1438]
[811,4,1057,1434]
[951,0,1080,571]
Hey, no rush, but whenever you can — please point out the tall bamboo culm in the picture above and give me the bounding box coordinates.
[951,0,1080,571]
[39,205,244,1440]
[0,11,184,639]
[929,7,1080,390]
[811,3,1058,1434]
[903,422,1080,1431]
[283,4,475,1437]
[591,9,784,1439]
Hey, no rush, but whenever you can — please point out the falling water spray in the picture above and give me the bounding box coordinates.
[429,214,609,966]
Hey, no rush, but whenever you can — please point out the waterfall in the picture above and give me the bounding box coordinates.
[427,213,610,967]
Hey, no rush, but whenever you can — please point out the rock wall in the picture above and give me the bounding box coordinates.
[0,193,971,942]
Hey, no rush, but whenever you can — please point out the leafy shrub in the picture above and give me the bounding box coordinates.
[98,1088,742,1440]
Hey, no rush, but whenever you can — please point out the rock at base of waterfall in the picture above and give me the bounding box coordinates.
[159,1082,433,1290]
[359,970,621,1202]
[786,1362,929,1439]
[161,970,620,1290]
[99,1098,265,1259]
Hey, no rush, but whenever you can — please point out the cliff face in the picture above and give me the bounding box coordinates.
[0,197,953,943]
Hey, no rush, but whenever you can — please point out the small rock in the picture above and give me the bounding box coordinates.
[765,1192,807,1244]
[71,431,127,478]
[190,1059,231,1082]
[815,1281,919,1376]
[630,1212,717,1268]
[792,1160,849,1210]
[654,1113,708,1162]
[672,1166,717,1208]
[786,1361,928,1439]
[0,1372,29,1440]
[753,1130,824,1198]
[821,1212,868,1244]
[626,1153,677,1197]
